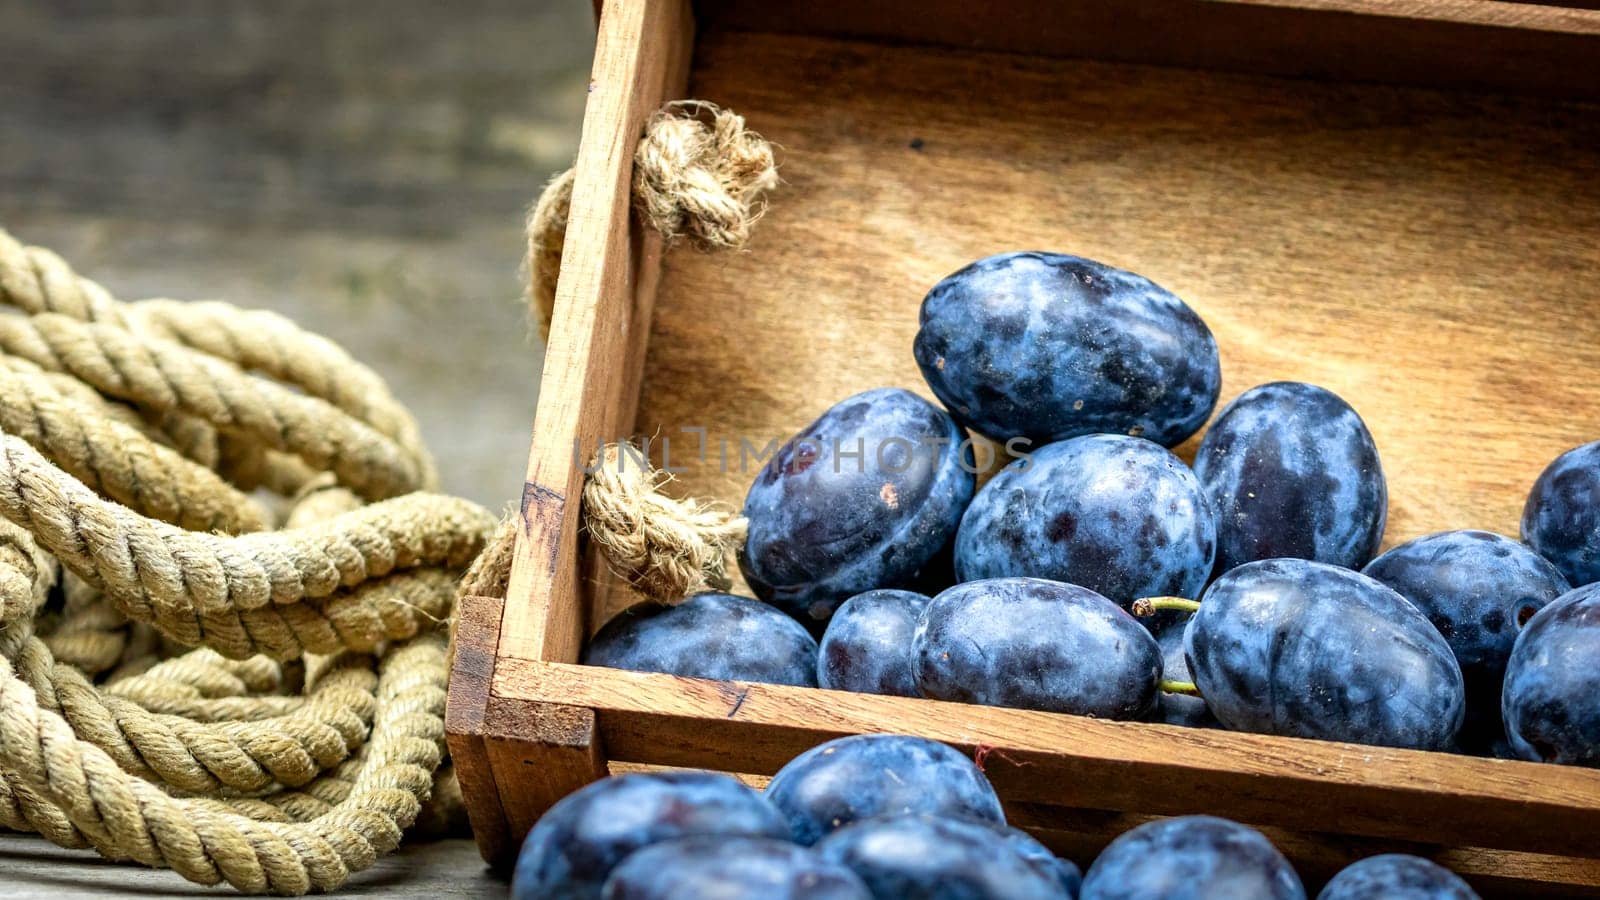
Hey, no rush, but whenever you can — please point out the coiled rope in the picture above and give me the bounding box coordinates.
[0,226,496,894]
[0,97,773,896]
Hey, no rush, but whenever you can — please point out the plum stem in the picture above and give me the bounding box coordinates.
[1160,680,1202,697]
[1132,596,1200,617]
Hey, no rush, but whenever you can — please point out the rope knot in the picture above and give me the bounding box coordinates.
[526,99,778,340]
[581,442,745,604]
[632,100,779,249]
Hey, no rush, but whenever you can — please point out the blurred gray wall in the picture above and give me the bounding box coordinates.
[0,0,596,506]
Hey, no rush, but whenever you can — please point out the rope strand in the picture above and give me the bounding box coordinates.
[0,226,490,894]
[0,94,776,895]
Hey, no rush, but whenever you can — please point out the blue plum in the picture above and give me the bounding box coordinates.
[740,387,975,624]
[1080,815,1305,900]
[1001,826,1083,898]
[764,734,1004,846]
[914,251,1220,447]
[816,815,1072,900]
[1362,530,1568,749]
[1194,382,1386,574]
[954,435,1217,606]
[510,772,789,900]
[1502,582,1600,765]
[912,577,1161,718]
[1186,559,1465,750]
[1053,861,1085,899]
[1317,854,1479,900]
[1156,623,1216,728]
[583,593,817,687]
[818,589,931,696]
[1522,440,1600,588]
[600,836,871,900]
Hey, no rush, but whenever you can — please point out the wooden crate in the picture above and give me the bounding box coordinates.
[446,1,1600,894]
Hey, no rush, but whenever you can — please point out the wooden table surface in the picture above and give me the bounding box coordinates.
[0,0,586,895]
[0,835,506,899]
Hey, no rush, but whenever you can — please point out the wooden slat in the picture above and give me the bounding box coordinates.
[496,659,1600,866]
[496,0,693,667]
[1220,0,1600,31]
[694,0,1600,97]
[441,593,513,864]
[481,697,608,848]
[466,0,693,864]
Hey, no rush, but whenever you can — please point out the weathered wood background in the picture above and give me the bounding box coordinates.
[0,0,594,894]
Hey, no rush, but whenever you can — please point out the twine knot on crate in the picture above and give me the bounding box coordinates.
[632,100,779,251]
[0,227,496,895]
[496,99,777,604]
[582,443,745,602]
[462,440,749,606]
[528,100,778,339]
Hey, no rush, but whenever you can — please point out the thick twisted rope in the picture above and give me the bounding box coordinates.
[0,95,774,893]
[492,101,772,605]
[0,227,495,894]
[0,632,449,893]
[632,101,778,250]
[0,229,434,490]
[5,622,378,794]
[0,355,268,533]
[0,314,428,501]
[580,443,745,602]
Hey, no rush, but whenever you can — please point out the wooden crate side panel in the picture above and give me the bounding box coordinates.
[496,660,1600,862]
[498,0,693,668]
[695,0,1600,97]
[469,0,693,863]
[443,593,514,863]
[482,697,608,849]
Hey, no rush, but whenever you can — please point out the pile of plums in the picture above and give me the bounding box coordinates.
[588,250,1600,764]
[510,733,1481,899]
[571,250,1600,895]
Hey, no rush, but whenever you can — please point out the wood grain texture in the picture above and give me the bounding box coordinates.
[482,697,607,850]
[495,0,694,668]
[0,835,502,900]
[634,30,1600,596]
[695,0,1600,97]
[1222,0,1600,27]
[461,0,695,864]
[500,660,1600,863]
[443,593,514,863]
